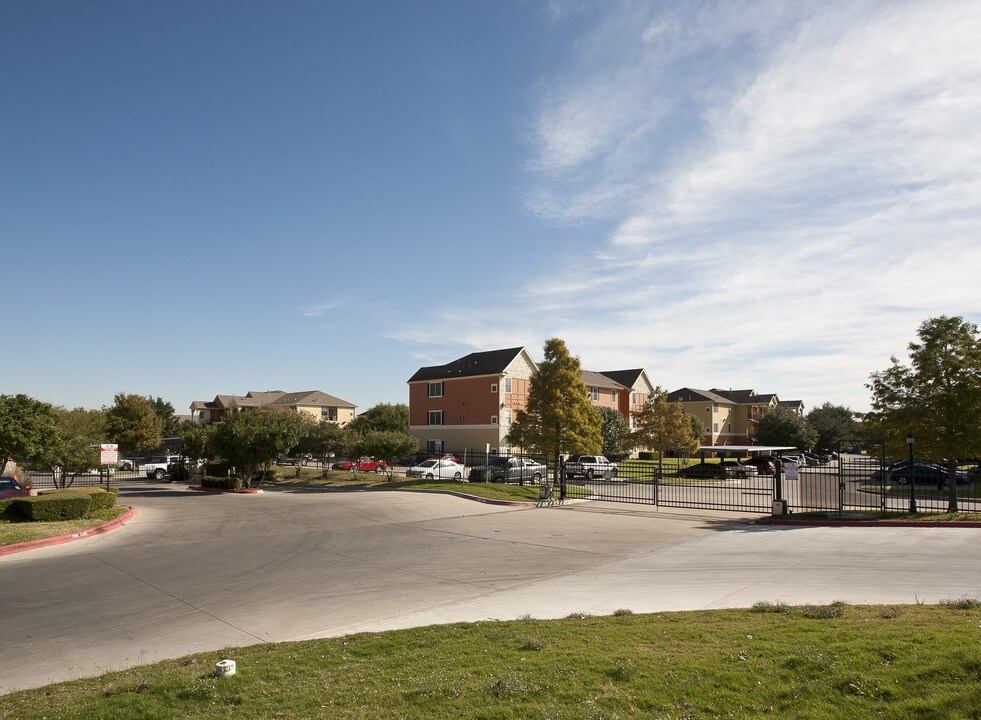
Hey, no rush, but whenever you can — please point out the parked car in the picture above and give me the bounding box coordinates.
[406,458,466,480]
[676,461,758,480]
[351,456,388,473]
[469,456,546,484]
[276,454,310,466]
[331,458,354,470]
[743,456,777,475]
[889,463,970,486]
[118,458,135,471]
[0,476,34,499]
[564,455,618,480]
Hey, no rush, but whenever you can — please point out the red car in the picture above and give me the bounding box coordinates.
[743,456,777,475]
[354,457,388,473]
[0,476,35,499]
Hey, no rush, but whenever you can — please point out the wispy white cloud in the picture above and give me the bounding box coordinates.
[300,300,344,317]
[398,0,981,411]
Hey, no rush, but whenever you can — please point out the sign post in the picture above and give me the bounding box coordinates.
[100,444,119,488]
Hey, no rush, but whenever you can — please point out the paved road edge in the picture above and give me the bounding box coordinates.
[0,506,139,557]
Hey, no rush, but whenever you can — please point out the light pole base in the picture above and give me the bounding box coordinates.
[772,499,788,516]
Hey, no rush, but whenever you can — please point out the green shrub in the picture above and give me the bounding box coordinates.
[638,452,655,461]
[201,476,243,490]
[14,494,93,521]
[37,488,117,512]
[0,498,17,519]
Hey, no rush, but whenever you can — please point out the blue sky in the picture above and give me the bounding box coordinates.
[2,0,979,416]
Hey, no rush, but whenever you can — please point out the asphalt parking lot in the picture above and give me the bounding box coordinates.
[2,483,981,695]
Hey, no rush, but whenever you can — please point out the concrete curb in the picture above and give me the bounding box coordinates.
[0,506,139,557]
[763,518,981,528]
[188,486,262,495]
[395,487,590,507]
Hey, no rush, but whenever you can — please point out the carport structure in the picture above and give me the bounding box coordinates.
[568,445,795,514]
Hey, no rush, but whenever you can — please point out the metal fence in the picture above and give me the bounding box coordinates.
[27,467,161,488]
[792,455,980,514]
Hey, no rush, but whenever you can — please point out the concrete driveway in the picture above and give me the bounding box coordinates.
[2,484,980,695]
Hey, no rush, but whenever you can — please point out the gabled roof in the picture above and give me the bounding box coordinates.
[598,369,643,388]
[711,389,779,405]
[668,387,734,404]
[582,370,625,390]
[408,347,530,383]
[778,399,804,409]
[268,390,356,408]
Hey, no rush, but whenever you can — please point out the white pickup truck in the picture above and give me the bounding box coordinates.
[564,455,619,479]
[143,455,181,481]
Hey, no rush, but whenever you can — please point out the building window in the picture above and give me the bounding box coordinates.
[503,408,512,425]
[611,390,618,402]
[491,415,498,424]
[504,377,512,393]
[427,439,443,453]
[590,387,599,401]
[321,407,337,421]
[712,403,719,412]
[428,410,443,425]
[491,383,498,393]
[631,392,637,405]
[713,422,719,432]
[428,382,443,397]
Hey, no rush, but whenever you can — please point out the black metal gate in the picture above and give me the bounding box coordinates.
[560,459,776,514]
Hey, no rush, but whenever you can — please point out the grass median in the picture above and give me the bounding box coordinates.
[264,467,590,502]
[2,602,980,719]
[0,507,130,547]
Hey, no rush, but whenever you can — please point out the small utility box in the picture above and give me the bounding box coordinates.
[772,499,788,516]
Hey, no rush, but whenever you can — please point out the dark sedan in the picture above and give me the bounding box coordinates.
[889,463,969,486]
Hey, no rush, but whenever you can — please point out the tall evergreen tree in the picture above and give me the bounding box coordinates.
[506,338,602,477]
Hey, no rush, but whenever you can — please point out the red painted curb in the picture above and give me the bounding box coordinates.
[0,506,139,557]
[763,518,981,528]
[188,485,260,495]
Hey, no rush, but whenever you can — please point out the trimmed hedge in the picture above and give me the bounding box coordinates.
[201,476,243,490]
[14,494,93,521]
[0,498,17,519]
[638,452,656,461]
[37,488,118,512]
[204,463,232,477]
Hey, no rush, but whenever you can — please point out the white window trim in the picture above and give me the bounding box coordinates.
[428,410,443,426]
[491,415,498,425]
[491,383,498,393]
[428,382,443,398]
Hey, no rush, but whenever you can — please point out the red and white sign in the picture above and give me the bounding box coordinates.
[100,443,119,465]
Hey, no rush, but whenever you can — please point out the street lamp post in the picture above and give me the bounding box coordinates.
[907,432,917,514]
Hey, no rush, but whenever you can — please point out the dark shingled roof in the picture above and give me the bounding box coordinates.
[408,347,527,383]
[598,369,645,388]
[667,387,733,404]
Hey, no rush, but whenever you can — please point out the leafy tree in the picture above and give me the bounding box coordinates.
[506,338,602,477]
[179,423,214,476]
[629,388,699,474]
[598,407,630,460]
[806,402,859,450]
[688,414,706,448]
[151,396,184,438]
[750,406,818,450]
[42,407,105,488]
[104,393,163,454]
[207,408,310,487]
[866,315,981,512]
[347,403,409,434]
[0,394,60,474]
[349,430,418,478]
[294,421,347,477]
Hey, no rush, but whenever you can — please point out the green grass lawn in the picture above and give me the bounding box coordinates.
[3,603,980,719]
[265,469,590,502]
[0,507,129,547]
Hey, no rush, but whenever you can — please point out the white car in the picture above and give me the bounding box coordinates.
[405,458,466,480]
